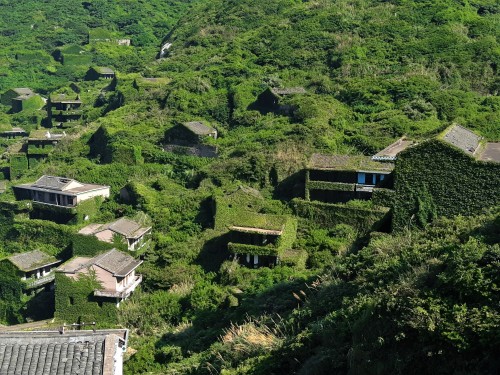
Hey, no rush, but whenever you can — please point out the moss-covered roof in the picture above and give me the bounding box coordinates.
[309,153,393,172]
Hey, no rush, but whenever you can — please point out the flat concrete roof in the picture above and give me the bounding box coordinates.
[479,142,500,163]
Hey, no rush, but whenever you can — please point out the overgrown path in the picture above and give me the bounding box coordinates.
[0,319,55,332]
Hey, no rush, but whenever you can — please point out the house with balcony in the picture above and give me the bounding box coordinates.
[27,130,66,167]
[227,212,299,268]
[48,94,83,127]
[14,175,110,208]
[305,153,395,204]
[213,188,301,268]
[14,175,110,223]
[78,217,152,251]
[85,66,116,80]
[7,250,61,291]
[57,248,142,307]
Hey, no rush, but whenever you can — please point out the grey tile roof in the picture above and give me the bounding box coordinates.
[0,329,127,375]
[79,218,151,239]
[8,250,59,272]
[33,175,75,191]
[182,121,214,136]
[441,125,482,155]
[108,217,151,239]
[91,249,142,277]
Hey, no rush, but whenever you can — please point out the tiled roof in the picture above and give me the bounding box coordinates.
[58,249,142,277]
[92,249,142,277]
[182,121,215,136]
[0,329,127,375]
[441,125,481,155]
[8,250,59,272]
[33,175,76,191]
[79,218,151,239]
[372,138,414,161]
[309,153,394,172]
[108,217,150,238]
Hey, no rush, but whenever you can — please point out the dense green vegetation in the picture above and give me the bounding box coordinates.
[0,0,499,373]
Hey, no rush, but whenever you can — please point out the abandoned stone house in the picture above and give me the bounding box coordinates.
[253,86,306,114]
[227,213,297,268]
[79,217,152,251]
[57,249,142,307]
[48,94,83,127]
[214,187,301,268]
[86,66,116,81]
[6,249,61,292]
[164,121,218,157]
[1,88,44,113]
[0,329,128,375]
[14,175,110,208]
[26,130,67,168]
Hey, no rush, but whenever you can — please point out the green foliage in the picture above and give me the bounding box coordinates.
[9,154,28,180]
[54,272,117,325]
[0,261,24,324]
[71,233,115,257]
[292,198,390,233]
[393,140,500,229]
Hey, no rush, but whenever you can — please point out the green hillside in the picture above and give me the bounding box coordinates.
[0,0,498,374]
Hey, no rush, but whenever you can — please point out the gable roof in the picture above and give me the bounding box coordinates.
[92,249,142,277]
[441,125,482,155]
[108,217,151,238]
[79,217,151,239]
[33,175,79,191]
[0,329,127,375]
[8,250,59,272]
[372,138,414,161]
[309,153,394,172]
[182,121,215,136]
[11,88,33,96]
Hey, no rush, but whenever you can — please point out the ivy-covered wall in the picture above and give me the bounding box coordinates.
[292,198,390,233]
[54,273,117,326]
[9,154,28,180]
[393,139,500,229]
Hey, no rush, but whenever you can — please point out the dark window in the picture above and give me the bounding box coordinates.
[49,193,56,202]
